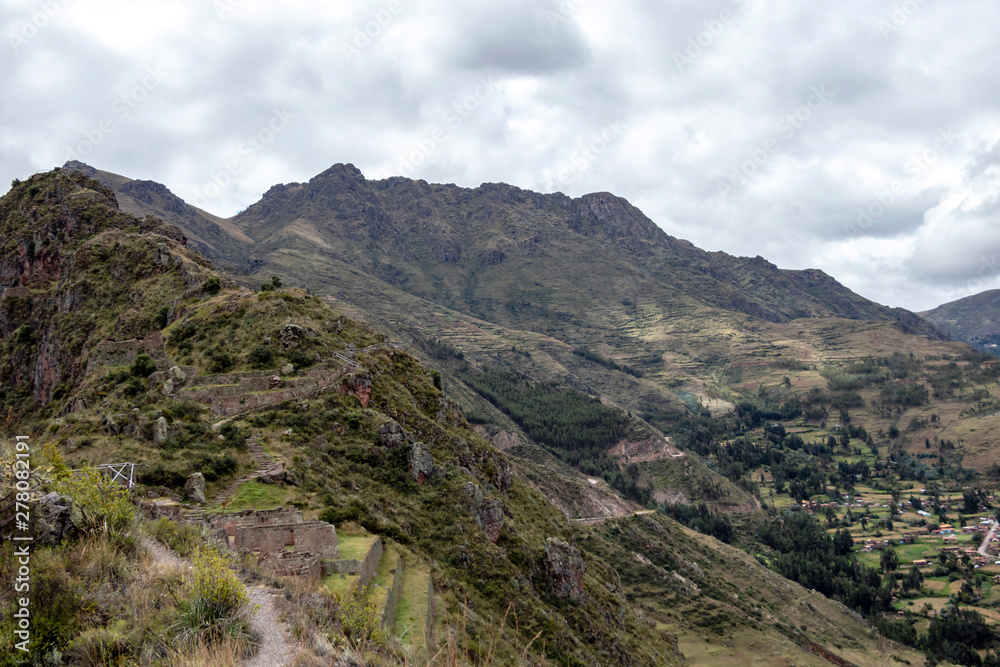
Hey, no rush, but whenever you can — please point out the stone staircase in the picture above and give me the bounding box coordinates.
[183,436,281,521]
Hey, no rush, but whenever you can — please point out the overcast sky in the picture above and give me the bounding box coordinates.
[2,0,999,312]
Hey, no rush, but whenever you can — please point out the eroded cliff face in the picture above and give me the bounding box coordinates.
[0,170,215,404]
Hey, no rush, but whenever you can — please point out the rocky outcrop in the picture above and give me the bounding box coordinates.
[184,473,206,503]
[545,538,586,601]
[408,442,433,483]
[340,372,373,408]
[153,416,169,445]
[378,420,414,448]
[33,492,77,545]
[462,482,503,542]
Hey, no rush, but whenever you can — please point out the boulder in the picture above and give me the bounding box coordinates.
[184,473,207,503]
[34,492,77,545]
[153,416,169,444]
[545,538,586,601]
[162,378,175,395]
[281,363,295,375]
[169,365,187,383]
[408,442,434,483]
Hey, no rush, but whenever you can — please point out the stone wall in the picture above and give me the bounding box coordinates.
[233,520,340,559]
[180,368,346,416]
[426,577,435,653]
[87,331,169,371]
[212,507,303,537]
[270,551,321,580]
[381,554,405,632]
[359,536,384,588]
[323,558,362,576]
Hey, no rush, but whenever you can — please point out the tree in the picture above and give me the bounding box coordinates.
[834,528,854,556]
[861,516,869,532]
[964,488,981,514]
[825,506,838,526]
[881,548,899,574]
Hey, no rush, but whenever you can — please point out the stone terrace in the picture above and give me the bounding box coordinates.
[178,365,351,416]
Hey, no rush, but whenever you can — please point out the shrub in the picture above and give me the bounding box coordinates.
[247,345,275,369]
[339,588,387,650]
[131,354,158,378]
[173,548,256,647]
[15,324,34,345]
[203,276,222,295]
[56,467,137,537]
[208,351,235,373]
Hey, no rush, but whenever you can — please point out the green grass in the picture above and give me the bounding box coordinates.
[395,564,431,648]
[218,479,289,512]
[337,534,379,561]
[323,572,360,600]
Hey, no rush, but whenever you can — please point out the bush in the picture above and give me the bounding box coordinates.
[339,588,387,650]
[193,550,250,616]
[174,548,256,647]
[130,354,157,378]
[208,351,235,373]
[56,467,138,538]
[247,345,275,369]
[147,518,203,557]
[203,276,221,295]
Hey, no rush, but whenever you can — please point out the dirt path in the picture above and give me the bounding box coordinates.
[978,521,998,557]
[142,537,298,666]
[244,586,298,667]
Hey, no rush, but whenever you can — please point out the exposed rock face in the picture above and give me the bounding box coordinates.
[279,323,307,348]
[153,416,169,444]
[340,372,373,408]
[102,414,120,436]
[545,538,586,601]
[408,442,434,483]
[169,365,187,383]
[463,482,503,542]
[378,420,414,448]
[184,472,206,503]
[34,492,77,545]
[162,378,175,395]
[281,363,295,375]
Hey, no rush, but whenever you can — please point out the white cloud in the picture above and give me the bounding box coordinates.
[2,0,999,311]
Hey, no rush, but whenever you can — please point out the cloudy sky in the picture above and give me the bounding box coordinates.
[2,0,999,312]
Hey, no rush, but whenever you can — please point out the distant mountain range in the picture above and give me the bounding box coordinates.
[920,289,1000,354]
[65,160,942,340]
